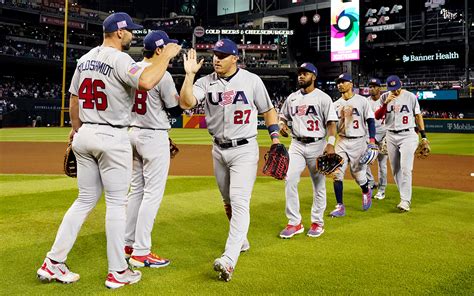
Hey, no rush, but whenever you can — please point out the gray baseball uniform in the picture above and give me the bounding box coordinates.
[279,88,338,226]
[380,90,420,204]
[192,68,274,267]
[333,94,374,184]
[47,46,145,272]
[366,96,388,192]
[125,63,179,256]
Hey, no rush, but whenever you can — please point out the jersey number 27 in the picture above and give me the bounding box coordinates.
[78,78,107,111]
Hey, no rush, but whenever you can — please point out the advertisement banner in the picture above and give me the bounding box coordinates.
[182,114,207,128]
[424,119,473,133]
[331,0,360,62]
[411,90,458,101]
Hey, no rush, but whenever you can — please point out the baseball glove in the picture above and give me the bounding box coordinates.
[316,153,344,175]
[379,137,388,155]
[415,138,431,159]
[359,143,379,165]
[63,141,77,178]
[262,143,289,180]
[169,137,179,159]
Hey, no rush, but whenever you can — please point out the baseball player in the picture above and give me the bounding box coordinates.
[374,75,428,212]
[330,73,376,217]
[179,39,281,282]
[365,78,388,200]
[36,12,181,289]
[124,30,183,268]
[278,63,338,239]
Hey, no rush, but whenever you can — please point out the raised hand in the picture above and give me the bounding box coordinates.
[183,48,204,75]
[161,43,182,60]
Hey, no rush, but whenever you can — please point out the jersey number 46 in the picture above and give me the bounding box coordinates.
[78,78,107,111]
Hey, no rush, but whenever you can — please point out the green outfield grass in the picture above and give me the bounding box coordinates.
[0,174,472,295]
[0,127,473,155]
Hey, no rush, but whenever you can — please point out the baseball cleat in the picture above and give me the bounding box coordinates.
[362,189,372,211]
[241,239,250,252]
[36,257,80,284]
[307,223,325,238]
[124,246,133,259]
[105,268,141,289]
[374,191,385,200]
[129,252,170,268]
[330,204,346,217]
[213,257,234,282]
[279,223,304,239]
[397,201,410,212]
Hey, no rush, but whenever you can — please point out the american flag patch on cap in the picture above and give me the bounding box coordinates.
[155,39,164,47]
[117,20,127,29]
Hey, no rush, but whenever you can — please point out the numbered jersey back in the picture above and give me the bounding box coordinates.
[131,63,179,129]
[69,46,144,127]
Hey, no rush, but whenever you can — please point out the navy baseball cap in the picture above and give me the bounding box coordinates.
[103,12,143,33]
[211,39,238,55]
[368,78,381,86]
[144,30,178,51]
[386,75,402,91]
[298,62,318,76]
[335,73,352,83]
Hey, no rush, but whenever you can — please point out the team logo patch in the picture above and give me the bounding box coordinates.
[155,39,164,47]
[128,64,141,75]
[219,90,236,106]
[117,20,127,29]
[339,74,344,78]
[371,79,376,83]
[390,81,396,86]
[301,63,307,67]
[216,40,224,47]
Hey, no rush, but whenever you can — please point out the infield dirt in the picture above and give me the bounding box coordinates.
[1,142,472,192]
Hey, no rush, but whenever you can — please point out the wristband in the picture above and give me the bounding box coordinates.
[327,136,336,146]
[268,124,279,139]
[419,130,427,139]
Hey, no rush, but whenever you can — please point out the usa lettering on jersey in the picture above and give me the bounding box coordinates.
[207,90,249,106]
[291,105,318,116]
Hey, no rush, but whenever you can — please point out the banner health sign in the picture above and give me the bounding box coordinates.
[331,0,360,62]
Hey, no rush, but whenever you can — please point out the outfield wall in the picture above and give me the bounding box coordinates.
[173,115,474,133]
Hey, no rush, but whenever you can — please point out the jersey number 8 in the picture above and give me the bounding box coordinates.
[133,90,148,115]
[78,78,107,111]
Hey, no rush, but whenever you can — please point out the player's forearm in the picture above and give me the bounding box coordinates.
[69,94,81,131]
[179,73,197,109]
[263,108,280,144]
[326,121,337,137]
[415,114,427,138]
[138,55,172,91]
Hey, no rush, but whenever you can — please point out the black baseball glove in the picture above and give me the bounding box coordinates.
[262,143,289,180]
[169,137,179,159]
[63,141,77,178]
[316,153,344,175]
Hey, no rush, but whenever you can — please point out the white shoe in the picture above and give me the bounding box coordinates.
[397,201,410,212]
[374,191,385,200]
[37,257,80,284]
[213,257,234,282]
[105,268,142,289]
[241,239,250,252]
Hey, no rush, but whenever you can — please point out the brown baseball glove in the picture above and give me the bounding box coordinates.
[63,141,77,178]
[415,138,431,159]
[169,137,179,159]
[316,153,344,175]
[262,143,289,180]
